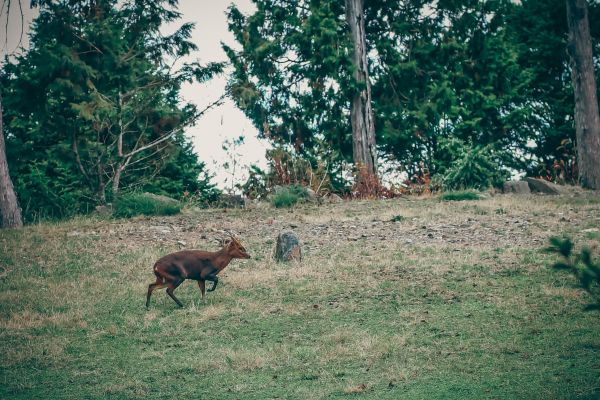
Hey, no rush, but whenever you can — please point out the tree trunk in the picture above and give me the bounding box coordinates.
[0,95,24,228]
[112,165,123,201]
[97,163,107,205]
[346,0,377,178]
[566,0,600,189]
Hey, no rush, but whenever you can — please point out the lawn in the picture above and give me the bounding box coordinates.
[1,193,599,399]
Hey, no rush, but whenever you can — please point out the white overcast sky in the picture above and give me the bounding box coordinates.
[1,0,267,189]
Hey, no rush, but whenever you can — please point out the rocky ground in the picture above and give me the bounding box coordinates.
[63,191,600,258]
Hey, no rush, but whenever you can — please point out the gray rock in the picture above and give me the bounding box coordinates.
[142,192,179,205]
[503,181,531,194]
[523,177,563,195]
[275,231,302,262]
[327,194,343,203]
[218,194,246,208]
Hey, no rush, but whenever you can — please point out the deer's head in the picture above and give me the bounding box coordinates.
[223,234,251,259]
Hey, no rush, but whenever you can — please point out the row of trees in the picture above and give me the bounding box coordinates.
[0,0,599,226]
[225,0,599,191]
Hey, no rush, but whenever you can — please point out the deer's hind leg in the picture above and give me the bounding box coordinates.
[146,274,167,309]
[166,278,185,308]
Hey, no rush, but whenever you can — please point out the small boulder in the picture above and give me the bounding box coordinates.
[275,231,302,262]
[327,194,343,203]
[142,192,179,205]
[305,188,318,202]
[523,177,563,195]
[503,181,531,194]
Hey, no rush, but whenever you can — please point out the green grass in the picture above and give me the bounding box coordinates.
[113,193,181,218]
[271,185,310,208]
[0,194,599,399]
[439,190,482,201]
[389,214,405,222]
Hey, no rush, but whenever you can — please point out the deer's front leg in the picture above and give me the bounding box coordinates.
[198,280,206,299]
[206,274,219,292]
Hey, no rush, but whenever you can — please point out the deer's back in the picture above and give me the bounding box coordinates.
[155,250,219,280]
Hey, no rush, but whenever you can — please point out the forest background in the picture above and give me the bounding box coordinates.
[0,0,598,223]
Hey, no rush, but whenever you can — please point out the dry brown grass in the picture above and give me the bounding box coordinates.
[0,192,599,399]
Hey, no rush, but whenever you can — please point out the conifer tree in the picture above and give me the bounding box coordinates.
[346,0,377,180]
[1,0,221,219]
[226,0,535,184]
[0,95,23,228]
[566,0,600,189]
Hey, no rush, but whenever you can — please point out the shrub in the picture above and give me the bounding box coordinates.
[266,146,334,195]
[434,138,509,190]
[270,185,309,208]
[439,190,482,201]
[240,145,341,199]
[113,193,181,218]
[547,236,600,311]
[241,165,269,200]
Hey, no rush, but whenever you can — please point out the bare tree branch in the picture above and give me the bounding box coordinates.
[2,0,12,52]
[72,131,92,185]
[16,0,23,49]
[71,30,104,54]
[122,93,226,159]
[126,143,168,168]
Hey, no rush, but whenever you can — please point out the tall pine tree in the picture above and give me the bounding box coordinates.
[1,0,221,219]
[226,0,535,185]
[566,0,600,189]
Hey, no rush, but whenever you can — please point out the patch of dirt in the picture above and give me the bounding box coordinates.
[62,193,600,256]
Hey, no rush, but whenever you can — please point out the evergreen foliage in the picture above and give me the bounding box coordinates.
[226,0,599,191]
[547,236,600,311]
[436,138,509,190]
[271,185,310,208]
[224,1,354,161]
[439,190,482,202]
[2,0,600,220]
[510,0,599,183]
[140,137,220,205]
[1,0,220,221]
[112,192,181,218]
[241,165,269,200]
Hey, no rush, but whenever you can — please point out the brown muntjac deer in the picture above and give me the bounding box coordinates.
[146,235,251,308]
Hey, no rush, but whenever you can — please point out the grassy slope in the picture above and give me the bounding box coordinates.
[0,194,599,399]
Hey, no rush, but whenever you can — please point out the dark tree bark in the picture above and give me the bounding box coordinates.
[346,0,377,178]
[566,0,600,189]
[0,95,23,228]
